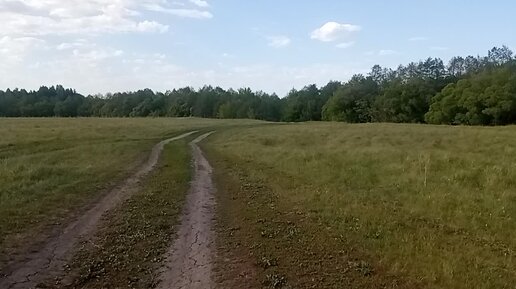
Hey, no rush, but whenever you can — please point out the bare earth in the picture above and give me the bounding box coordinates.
[0,131,197,289]
[157,132,217,289]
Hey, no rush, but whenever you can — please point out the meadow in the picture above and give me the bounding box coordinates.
[206,122,516,289]
[0,118,259,264]
[2,118,515,288]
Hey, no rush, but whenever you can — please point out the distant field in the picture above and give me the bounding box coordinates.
[206,123,516,289]
[0,118,259,263]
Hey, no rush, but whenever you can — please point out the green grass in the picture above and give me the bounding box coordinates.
[0,118,261,264]
[47,140,192,288]
[206,122,516,289]
[4,118,516,288]
[209,151,418,289]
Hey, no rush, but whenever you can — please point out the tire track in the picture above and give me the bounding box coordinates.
[157,132,216,289]
[0,131,198,289]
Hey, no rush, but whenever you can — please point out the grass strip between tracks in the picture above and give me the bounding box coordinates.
[49,140,191,288]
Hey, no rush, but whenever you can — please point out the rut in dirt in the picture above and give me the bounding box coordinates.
[157,132,217,289]
[0,131,197,289]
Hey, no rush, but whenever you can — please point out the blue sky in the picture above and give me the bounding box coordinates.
[0,0,514,96]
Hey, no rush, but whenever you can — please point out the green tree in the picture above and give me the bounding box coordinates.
[426,62,516,125]
[322,75,378,123]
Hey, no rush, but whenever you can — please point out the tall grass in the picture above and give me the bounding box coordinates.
[208,122,516,289]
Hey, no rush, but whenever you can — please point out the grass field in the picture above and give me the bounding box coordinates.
[0,118,260,264]
[205,123,516,289]
[2,118,515,288]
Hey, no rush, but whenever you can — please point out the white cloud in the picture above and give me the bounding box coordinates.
[0,0,215,38]
[56,40,88,50]
[311,22,361,42]
[0,0,216,90]
[0,36,46,63]
[189,0,209,8]
[143,3,213,19]
[409,36,428,42]
[336,41,355,49]
[0,2,170,36]
[267,36,291,48]
[0,2,372,97]
[136,20,169,33]
[72,48,124,63]
[379,49,398,56]
[155,8,212,19]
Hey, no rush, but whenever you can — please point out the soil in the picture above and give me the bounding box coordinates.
[0,131,198,289]
[156,132,217,289]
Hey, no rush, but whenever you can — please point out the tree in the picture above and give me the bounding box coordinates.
[322,75,378,123]
[426,62,516,125]
[282,84,324,122]
[448,57,466,77]
[488,46,514,66]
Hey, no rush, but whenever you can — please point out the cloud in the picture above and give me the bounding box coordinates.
[5,48,366,97]
[0,36,46,63]
[0,1,171,36]
[336,41,355,49]
[56,39,88,50]
[144,3,213,19]
[72,48,125,63]
[52,42,126,67]
[0,0,215,38]
[189,0,210,8]
[149,7,213,19]
[136,20,169,33]
[311,22,361,42]
[379,49,398,56]
[409,36,428,42]
[267,36,291,48]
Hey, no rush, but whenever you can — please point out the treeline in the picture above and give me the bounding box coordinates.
[323,46,516,125]
[1,46,515,125]
[0,86,284,120]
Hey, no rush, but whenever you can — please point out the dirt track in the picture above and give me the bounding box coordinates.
[0,131,197,289]
[157,132,216,289]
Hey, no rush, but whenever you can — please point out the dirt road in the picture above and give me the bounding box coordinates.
[157,132,217,289]
[0,131,197,289]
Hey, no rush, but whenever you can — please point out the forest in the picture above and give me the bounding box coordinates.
[0,46,515,125]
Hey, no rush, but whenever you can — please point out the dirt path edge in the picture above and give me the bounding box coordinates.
[0,131,198,289]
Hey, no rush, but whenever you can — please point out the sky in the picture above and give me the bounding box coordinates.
[0,0,515,96]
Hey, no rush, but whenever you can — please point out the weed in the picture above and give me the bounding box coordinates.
[258,256,278,269]
[263,273,287,288]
